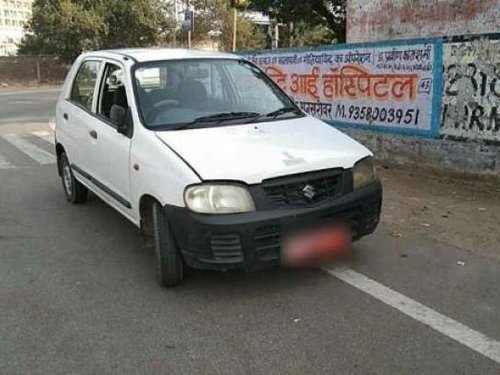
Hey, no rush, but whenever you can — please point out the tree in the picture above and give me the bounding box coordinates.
[18,0,174,62]
[101,1,176,48]
[249,0,346,44]
[18,0,102,61]
[221,15,266,51]
[282,22,333,48]
[187,0,266,51]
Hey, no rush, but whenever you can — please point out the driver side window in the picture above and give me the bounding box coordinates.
[98,63,128,125]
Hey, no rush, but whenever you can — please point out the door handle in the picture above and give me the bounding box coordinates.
[63,113,69,120]
[89,130,98,139]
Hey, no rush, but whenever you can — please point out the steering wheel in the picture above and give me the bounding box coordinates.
[144,100,179,124]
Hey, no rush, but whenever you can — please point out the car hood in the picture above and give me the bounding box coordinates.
[155,116,372,185]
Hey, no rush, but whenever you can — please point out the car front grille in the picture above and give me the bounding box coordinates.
[322,208,363,239]
[252,207,365,261]
[261,169,346,208]
[253,225,281,262]
[210,233,244,262]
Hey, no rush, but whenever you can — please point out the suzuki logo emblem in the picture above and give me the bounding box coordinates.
[302,184,316,199]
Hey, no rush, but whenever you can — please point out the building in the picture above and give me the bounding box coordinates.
[347,0,500,43]
[0,0,33,56]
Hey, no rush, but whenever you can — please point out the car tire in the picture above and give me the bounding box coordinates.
[152,202,184,287]
[60,153,88,204]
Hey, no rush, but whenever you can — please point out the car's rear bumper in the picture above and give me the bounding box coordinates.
[165,182,382,271]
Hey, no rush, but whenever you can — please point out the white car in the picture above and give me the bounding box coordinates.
[55,48,382,287]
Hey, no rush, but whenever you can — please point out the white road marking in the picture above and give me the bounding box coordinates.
[48,118,56,131]
[0,153,15,169]
[32,130,55,145]
[2,134,56,165]
[327,267,500,364]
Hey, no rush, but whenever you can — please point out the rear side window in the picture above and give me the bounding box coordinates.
[70,60,102,111]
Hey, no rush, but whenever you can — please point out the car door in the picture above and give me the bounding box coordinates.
[60,59,103,175]
[87,61,132,213]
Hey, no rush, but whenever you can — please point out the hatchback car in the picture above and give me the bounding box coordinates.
[55,48,382,287]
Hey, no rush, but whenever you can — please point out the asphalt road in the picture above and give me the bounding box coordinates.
[0,89,59,125]
[0,90,499,374]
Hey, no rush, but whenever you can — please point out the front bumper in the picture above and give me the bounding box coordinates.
[165,182,382,271]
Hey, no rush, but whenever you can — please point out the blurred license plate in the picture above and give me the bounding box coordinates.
[282,225,351,267]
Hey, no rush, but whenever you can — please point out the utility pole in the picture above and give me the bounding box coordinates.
[173,0,178,47]
[230,0,245,52]
[186,0,191,49]
[272,22,279,50]
[232,8,237,52]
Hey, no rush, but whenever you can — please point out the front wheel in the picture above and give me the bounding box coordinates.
[60,153,88,204]
[152,202,184,287]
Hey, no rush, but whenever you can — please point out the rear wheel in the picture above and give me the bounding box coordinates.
[60,153,88,204]
[152,202,184,287]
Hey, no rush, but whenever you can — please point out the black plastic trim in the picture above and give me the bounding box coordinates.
[164,181,382,270]
[71,164,132,209]
[253,168,350,210]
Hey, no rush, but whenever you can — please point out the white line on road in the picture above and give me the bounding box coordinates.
[48,118,56,131]
[326,267,500,364]
[32,130,55,145]
[2,134,56,165]
[0,153,15,169]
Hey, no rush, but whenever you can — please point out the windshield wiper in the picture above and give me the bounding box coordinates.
[195,112,260,122]
[246,107,301,123]
[266,107,301,118]
[172,112,261,130]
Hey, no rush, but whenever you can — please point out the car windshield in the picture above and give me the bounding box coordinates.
[133,58,302,130]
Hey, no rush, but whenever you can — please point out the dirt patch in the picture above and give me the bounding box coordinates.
[378,162,500,261]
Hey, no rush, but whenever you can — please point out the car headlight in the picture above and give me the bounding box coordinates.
[353,156,376,190]
[184,184,256,214]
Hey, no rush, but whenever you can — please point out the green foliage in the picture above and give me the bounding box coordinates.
[18,0,174,62]
[281,22,334,49]
[187,0,266,51]
[19,0,335,60]
[222,16,266,51]
[249,0,346,44]
[101,0,175,48]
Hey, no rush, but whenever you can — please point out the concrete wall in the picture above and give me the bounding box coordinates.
[350,33,500,175]
[345,0,500,176]
[0,56,69,85]
[441,35,500,142]
[347,0,500,43]
[343,128,500,176]
[245,32,500,176]
[367,33,500,176]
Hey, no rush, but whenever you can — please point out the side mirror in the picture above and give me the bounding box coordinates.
[110,105,133,137]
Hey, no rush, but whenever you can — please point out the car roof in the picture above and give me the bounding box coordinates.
[83,48,241,63]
